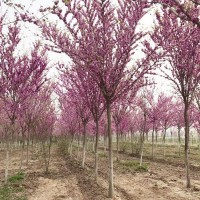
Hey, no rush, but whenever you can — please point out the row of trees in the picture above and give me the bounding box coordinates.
[1,0,199,198]
[0,14,57,182]
[57,86,200,178]
[33,0,199,197]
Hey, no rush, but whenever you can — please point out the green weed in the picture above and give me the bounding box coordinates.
[117,160,148,172]
[8,172,24,183]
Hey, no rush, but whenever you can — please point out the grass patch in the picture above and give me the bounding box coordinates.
[117,160,148,172]
[8,172,24,183]
[0,172,27,200]
[0,183,27,200]
[0,185,11,200]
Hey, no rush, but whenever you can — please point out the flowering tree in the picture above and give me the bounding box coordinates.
[58,97,79,156]
[113,100,129,161]
[57,68,91,168]
[34,87,56,174]
[173,101,184,155]
[157,94,174,157]
[151,0,200,27]
[147,90,162,160]
[59,63,105,181]
[155,14,200,187]
[31,0,159,197]
[0,18,48,182]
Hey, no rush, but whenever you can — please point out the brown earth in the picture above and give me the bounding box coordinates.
[0,145,200,200]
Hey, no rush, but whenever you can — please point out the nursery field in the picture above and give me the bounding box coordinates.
[1,0,200,200]
[0,141,200,200]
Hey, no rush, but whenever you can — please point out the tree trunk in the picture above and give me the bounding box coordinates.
[116,124,119,161]
[77,122,81,159]
[198,133,200,151]
[5,140,10,183]
[140,132,145,167]
[152,126,155,160]
[163,128,167,159]
[82,122,87,168]
[140,112,146,167]
[31,138,34,158]
[19,139,25,171]
[69,135,74,157]
[184,103,191,188]
[95,120,99,182]
[146,131,149,141]
[106,101,113,198]
[131,131,134,155]
[92,136,95,153]
[155,129,158,157]
[178,127,181,156]
[104,126,107,154]
[26,127,30,166]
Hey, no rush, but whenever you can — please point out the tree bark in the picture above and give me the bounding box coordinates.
[184,103,191,188]
[163,127,167,159]
[82,122,87,168]
[140,113,146,167]
[26,126,30,166]
[106,101,113,198]
[95,120,99,182]
[131,131,134,155]
[5,140,10,183]
[178,126,181,156]
[19,139,25,171]
[155,129,158,157]
[116,124,119,161]
[152,126,155,160]
[69,134,74,157]
[104,126,107,154]
[140,132,145,167]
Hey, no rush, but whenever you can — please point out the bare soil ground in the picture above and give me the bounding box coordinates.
[0,145,200,200]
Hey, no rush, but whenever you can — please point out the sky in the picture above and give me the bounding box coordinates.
[1,0,173,96]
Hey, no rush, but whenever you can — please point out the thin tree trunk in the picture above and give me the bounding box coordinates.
[163,128,167,159]
[82,122,87,168]
[68,134,74,156]
[155,129,158,157]
[5,140,10,183]
[198,134,200,151]
[184,104,191,188]
[26,127,30,166]
[92,136,95,153]
[140,112,146,167]
[46,136,52,174]
[31,138,34,158]
[77,134,80,159]
[116,124,119,161]
[77,122,81,159]
[107,101,113,198]
[104,127,107,154]
[140,132,145,167]
[131,131,134,155]
[178,127,181,156]
[95,120,99,182]
[146,131,149,141]
[19,139,25,171]
[152,126,155,160]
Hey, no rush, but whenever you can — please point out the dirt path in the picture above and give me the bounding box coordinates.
[26,148,200,200]
[26,152,84,200]
[28,176,83,200]
[1,146,200,200]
